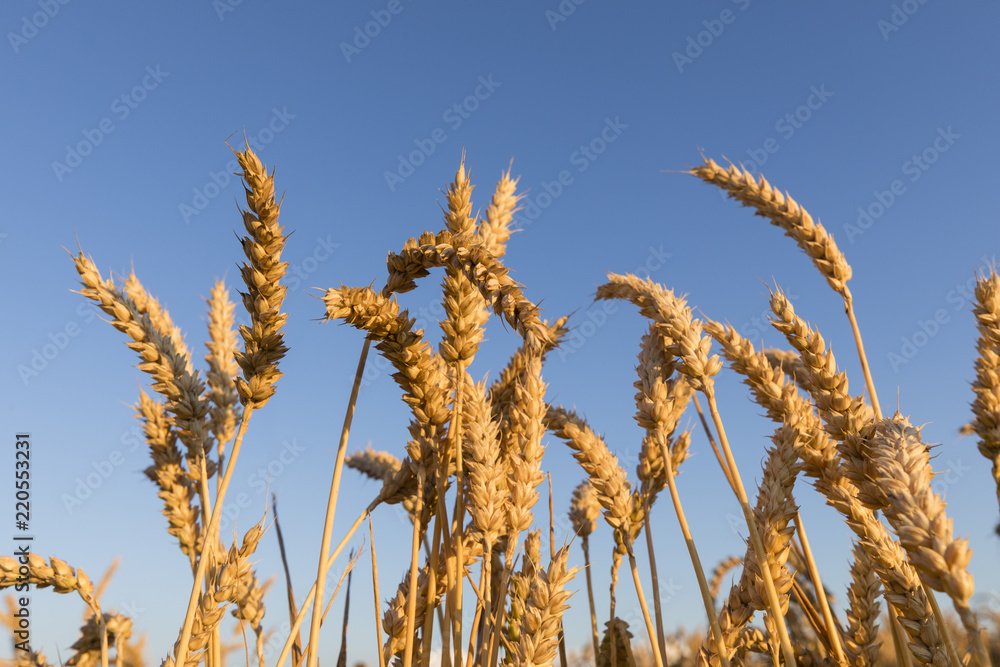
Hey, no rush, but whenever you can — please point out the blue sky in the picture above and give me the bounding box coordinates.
[4,1,1000,664]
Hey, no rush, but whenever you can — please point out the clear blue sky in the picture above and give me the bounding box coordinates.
[4,2,1000,664]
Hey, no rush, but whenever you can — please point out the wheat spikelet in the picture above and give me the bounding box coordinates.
[475,164,521,259]
[767,289,874,489]
[136,391,202,564]
[463,381,508,548]
[488,315,569,433]
[709,556,743,602]
[596,618,634,667]
[346,447,403,484]
[232,147,289,409]
[505,354,548,535]
[844,543,882,667]
[204,280,240,454]
[0,554,100,614]
[167,520,264,667]
[690,157,852,297]
[74,255,215,477]
[544,406,636,544]
[569,481,601,540]
[971,269,1000,532]
[67,613,133,667]
[384,230,553,349]
[323,286,449,465]
[863,414,988,665]
[124,272,194,375]
[507,546,578,667]
[634,327,693,503]
[696,423,801,667]
[596,273,722,391]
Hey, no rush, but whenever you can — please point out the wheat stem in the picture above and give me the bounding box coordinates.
[704,389,797,667]
[174,404,254,667]
[795,507,845,664]
[304,337,371,667]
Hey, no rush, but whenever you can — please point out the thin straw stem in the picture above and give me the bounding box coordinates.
[795,508,845,664]
[305,337,371,667]
[581,537,600,662]
[369,517,387,667]
[403,470,427,667]
[625,547,665,667]
[550,474,568,667]
[692,393,735,494]
[843,292,882,420]
[658,434,729,667]
[703,390,797,667]
[174,405,255,666]
[643,508,667,660]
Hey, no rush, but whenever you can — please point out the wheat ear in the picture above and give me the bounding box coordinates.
[204,280,240,479]
[569,480,602,660]
[474,162,521,259]
[175,146,288,667]
[597,273,795,666]
[971,269,1000,533]
[707,318,950,665]
[507,546,578,667]
[844,543,883,667]
[691,157,882,418]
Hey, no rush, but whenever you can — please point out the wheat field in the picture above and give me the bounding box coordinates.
[4,145,1000,667]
